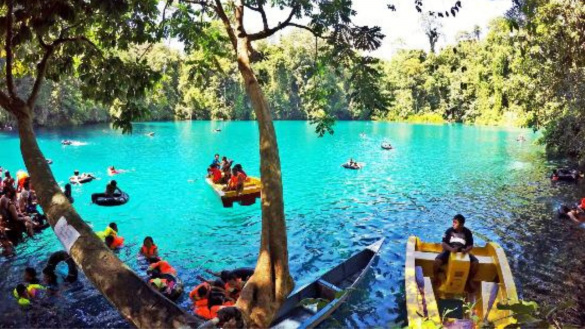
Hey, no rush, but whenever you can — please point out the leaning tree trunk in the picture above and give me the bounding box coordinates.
[232,34,295,328]
[13,107,199,329]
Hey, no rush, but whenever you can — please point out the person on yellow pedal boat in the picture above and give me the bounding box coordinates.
[433,214,479,292]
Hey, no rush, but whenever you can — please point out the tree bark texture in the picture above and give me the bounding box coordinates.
[227,12,295,328]
[12,106,199,329]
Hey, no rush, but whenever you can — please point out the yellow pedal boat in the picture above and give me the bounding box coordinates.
[205,176,262,207]
[405,236,518,328]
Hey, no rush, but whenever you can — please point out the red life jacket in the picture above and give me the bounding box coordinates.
[211,168,222,183]
[141,244,158,258]
[189,282,211,301]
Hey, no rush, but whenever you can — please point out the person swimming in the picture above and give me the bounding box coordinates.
[147,257,177,277]
[140,236,159,258]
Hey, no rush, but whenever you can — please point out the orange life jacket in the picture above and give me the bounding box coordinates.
[194,304,222,320]
[109,236,124,249]
[189,282,211,301]
[141,244,158,258]
[150,260,177,275]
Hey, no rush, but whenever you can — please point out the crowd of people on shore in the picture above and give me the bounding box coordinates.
[207,154,249,193]
[0,167,50,256]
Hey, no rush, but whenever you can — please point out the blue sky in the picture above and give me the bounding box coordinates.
[242,0,513,59]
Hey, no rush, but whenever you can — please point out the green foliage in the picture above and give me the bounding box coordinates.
[0,0,164,132]
[507,0,585,163]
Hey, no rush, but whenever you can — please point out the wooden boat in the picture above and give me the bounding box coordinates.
[405,236,518,329]
[205,176,262,207]
[271,238,384,329]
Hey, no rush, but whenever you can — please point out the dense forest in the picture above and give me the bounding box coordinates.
[0,0,583,160]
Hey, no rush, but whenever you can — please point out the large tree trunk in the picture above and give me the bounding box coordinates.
[13,107,199,329]
[232,35,294,328]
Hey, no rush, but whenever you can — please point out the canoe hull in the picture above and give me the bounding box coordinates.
[271,239,384,329]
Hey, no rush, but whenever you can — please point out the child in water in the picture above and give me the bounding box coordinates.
[140,236,159,258]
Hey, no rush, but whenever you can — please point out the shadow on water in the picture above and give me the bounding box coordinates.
[1,122,584,327]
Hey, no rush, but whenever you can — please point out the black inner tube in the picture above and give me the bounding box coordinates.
[44,250,78,283]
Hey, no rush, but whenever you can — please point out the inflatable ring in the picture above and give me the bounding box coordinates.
[91,192,129,206]
[45,251,78,283]
[342,163,361,170]
[70,176,94,184]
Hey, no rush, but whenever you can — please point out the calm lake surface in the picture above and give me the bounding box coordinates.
[0,121,584,327]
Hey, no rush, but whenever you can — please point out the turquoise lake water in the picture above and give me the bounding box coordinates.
[1,121,585,327]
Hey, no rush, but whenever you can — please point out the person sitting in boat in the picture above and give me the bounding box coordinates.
[61,140,72,145]
[147,257,177,277]
[208,164,223,184]
[433,214,479,292]
[105,180,122,196]
[140,236,159,259]
[224,168,244,193]
[233,164,247,177]
[211,154,221,167]
[220,157,233,184]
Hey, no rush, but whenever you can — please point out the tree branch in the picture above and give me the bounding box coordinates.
[214,0,238,48]
[138,0,174,62]
[5,0,17,99]
[256,0,269,31]
[0,90,12,112]
[27,47,55,108]
[27,35,102,108]
[247,5,297,41]
[185,0,215,8]
[288,23,320,37]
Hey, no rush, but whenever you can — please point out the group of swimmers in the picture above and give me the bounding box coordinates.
[207,154,248,193]
[0,168,50,256]
[69,168,124,198]
[13,266,62,307]
[100,227,253,320]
